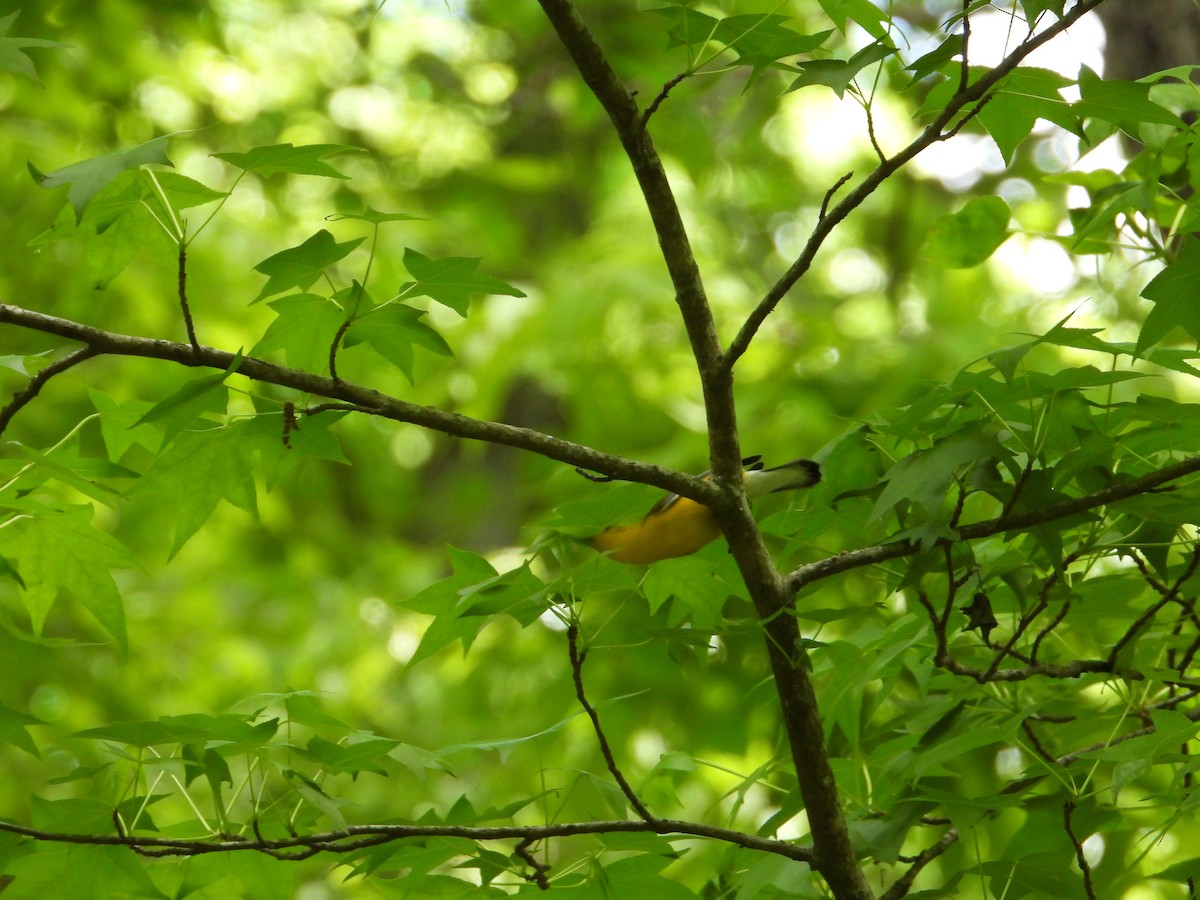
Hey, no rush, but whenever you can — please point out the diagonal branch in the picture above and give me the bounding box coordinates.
[724,0,1110,370]
[0,345,97,437]
[0,303,715,505]
[567,624,654,821]
[534,0,742,482]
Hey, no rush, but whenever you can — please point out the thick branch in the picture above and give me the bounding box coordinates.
[534,0,742,481]
[0,816,814,863]
[786,453,1200,595]
[724,0,1109,369]
[0,304,715,505]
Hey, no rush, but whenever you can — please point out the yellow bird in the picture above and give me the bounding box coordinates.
[590,456,821,565]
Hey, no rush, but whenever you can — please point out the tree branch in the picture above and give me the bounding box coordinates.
[567,624,654,821]
[786,452,1200,595]
[0,816,815,864]
[723,0,1110,369]
[0,346,97,437]
[0,303,715,504]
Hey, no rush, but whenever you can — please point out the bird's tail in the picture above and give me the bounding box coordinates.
[743,458,821,497]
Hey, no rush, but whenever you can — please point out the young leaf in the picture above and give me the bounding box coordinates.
[924,196,1011,268]
[1074,65,1180,141]
[128,423,260,558]
[0,703,42,757]
[0,11,69,85]
[28,135,174,222]
[252,293,345,372]
[345,303,452,383]
[0,505,136,650]
[400,248,526,316]
[1137,237,1200,353]
[787,40,895,98]
[327,207,426,225]
[212,142,358,178]
[253,230,365,302]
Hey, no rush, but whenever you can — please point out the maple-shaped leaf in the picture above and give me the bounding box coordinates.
[0,505,137,650]
[787,39,894,97]
[28,135,174,222]
[252,229,365,302]
[401,248,526,316]
[0,11,68,85]
[212,143,357,179]
[252,293,345,372]
[128,424,259,558]
[327,206,426,225]
[1137,237,1200,353]
[346,302,452,383]
[0,703,42,757]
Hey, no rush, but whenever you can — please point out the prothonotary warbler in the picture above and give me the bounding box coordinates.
[590,456,821,565]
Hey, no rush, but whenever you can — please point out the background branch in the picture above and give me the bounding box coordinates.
[724,0,1109,369]
[0,816,815,864]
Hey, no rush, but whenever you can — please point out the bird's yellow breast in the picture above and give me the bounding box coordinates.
[589,497,722,565]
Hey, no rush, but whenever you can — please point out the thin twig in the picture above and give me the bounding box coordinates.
[178,245,200,354]
[819,172,854,220]
[0,346,97,437]
[329,318,352,383]
[1063,801,1098,900]
[879,827,959,900]
[567,624,654,821]
[515,837,552,890]
[640,72,688,128]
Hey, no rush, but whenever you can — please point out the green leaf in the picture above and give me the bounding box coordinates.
[76,713,278,748]
[29,135,174,222]
[89,390,161,460]
[978,68,1078,163]
[0,12,69,85]
[0,351,53,377]
[212,142,357,178]
[327,206,426,225]
[252,229,365,302]
[872,428,1004,521]
[297,735,400,776]
[346,302,453,383]
[144,170,227,211]
[648,8,832,83]
[128,423,260,557]
[0,703,42,757]
[787,40,895,97]
[131,352,242,433]
[1138,238,1200,352]
[252,293,345,372]
[0,506,136,649]
[924,196,1010,268]
[904,35,962,85]
[1075,66,1182,138]
[400,248,526,316]
[284,768,348,830]
[817,0,891,39]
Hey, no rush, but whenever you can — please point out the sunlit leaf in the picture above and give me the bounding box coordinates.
[252,229,365,302]
[924,196,1010,267]
[29,135,173,222]
[212,143,358,178]
[400,248,526,316]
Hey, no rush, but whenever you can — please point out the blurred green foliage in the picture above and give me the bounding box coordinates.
[2,0,1200,897]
